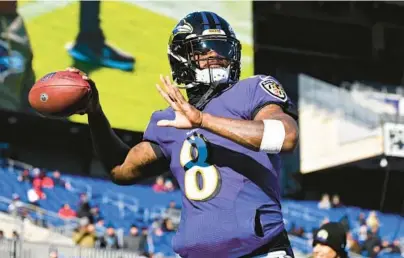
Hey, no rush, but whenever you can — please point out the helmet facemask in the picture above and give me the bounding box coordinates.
[169,35,241,89]
[168,35,241,110]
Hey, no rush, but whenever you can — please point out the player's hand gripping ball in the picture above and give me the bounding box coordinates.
[28,68,99,117]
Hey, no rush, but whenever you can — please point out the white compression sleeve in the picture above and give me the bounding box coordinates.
[259,120,285,154]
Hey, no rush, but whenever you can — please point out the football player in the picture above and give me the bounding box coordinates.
[74,11,299,258]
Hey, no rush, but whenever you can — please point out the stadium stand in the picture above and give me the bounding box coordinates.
[0,159,402,258]
[0,159,180,257]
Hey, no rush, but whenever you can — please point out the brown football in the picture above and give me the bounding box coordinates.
[28,71,91,117]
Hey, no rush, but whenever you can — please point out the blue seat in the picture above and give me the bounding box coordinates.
[1,164,403,256]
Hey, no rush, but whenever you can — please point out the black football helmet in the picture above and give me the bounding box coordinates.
[168,11,242,109]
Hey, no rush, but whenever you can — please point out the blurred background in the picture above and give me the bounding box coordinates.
[0,1,403,258]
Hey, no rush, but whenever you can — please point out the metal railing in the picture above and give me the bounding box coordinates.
[2,158,180,224]
[0,239,146,258]
[5,159,33,171]
[0,196,79,237]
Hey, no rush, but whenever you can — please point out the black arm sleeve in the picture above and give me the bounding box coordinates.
[145,141,170,172]
[87,108,130,171]
[148,141,166,160]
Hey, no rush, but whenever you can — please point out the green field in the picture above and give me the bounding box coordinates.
[25,1,254,132]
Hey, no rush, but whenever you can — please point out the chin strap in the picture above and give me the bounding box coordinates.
[194,86,217,110]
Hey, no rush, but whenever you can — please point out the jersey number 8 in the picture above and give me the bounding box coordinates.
[180,134,221,201]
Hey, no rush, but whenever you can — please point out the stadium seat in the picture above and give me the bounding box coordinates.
[0,165,402,256]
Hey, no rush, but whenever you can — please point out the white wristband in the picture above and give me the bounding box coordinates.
[259,120,285,154]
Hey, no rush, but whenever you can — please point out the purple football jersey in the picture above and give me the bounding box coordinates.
[143,75,297,258]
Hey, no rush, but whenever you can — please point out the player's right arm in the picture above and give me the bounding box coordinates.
[67,68,166,185]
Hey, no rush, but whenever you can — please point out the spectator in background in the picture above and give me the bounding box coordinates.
[124,225,143,252]
[32,169,54,189]
[52,171,71,190]
[150,219,161,232]
[346,231,361,254]
[58,204,76,219]
[358,212,367,226]
[147,225,174,258]
[381,240,403,256]
[31,168,42,186]
[73,219,96,248]
[312,222,347,258]
[390,240,402,254]
[164,200,181,230]
[8,194,23,217]
[162,218,175,233]
[12,231,19,241]
[381,240,391,254]
[339,214,350,232]
[331,194,343,208]
[95,218,106,247]
[140,227,149,253]
[361,230,381,258]
[102,226,120,249]
[289,224,305,238]
[91,206,102,222]
[152,176,166,192]
[41,172,55,189]
[366,211,380,232]
[0,230,4,240]
[30,172,47,202]
[358,224,368,244]
[318,194,331,210]
[17,169,32,183]
[77,193,93,223]
[166,201,179,212]
[164,180,175,192]
[95,218,106,235]
[369,225,379,238]
[27,187,44,207]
